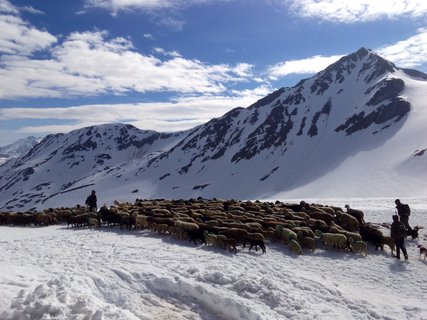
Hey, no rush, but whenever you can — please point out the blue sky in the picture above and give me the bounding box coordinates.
[0,0,426,146]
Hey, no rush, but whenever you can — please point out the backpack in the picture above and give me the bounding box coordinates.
[402,204,411,216]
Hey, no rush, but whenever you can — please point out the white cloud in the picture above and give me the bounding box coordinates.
[267,55,343,79]
[0,85,268,135]
[377,28,427,68]
[0,12,56,55]
[287,0,427,23]
[266,28,427,81]
[0,29,253,99]
[154,47,181,57]
[20,6,45,15]
[0,0,18,14]
[85,0,222,13]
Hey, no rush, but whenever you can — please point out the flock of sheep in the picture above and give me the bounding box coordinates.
[0,198,401,256]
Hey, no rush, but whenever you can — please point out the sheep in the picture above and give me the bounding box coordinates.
[344,204,365,225]
[99,206,121,226]
[290,211,309,220]
[88,218,99,229]
[382,236,396,256]
[67,215,76,228]
[175,220,199,231]
[222,237,238,253]
[36,213,53,226]
[248,239,266,253]
[147,216,176,227]
[134,214,149,230]
[317,206,336,216]
[336,211,360,232]
[169,226,186,240]
[215,234,227,248]
[300,236,316,252]
[328,227,362,243]
[305,218,329,231]
[185,229,207,245]
[359,224,384,250]
[73,213,89,228]
[223,222,252,232]
[219,228,249,245]
[8,213,36,226]
[154,224,169,234]
[288,239,302,254]
[275,225,298,243]
[120,213,134,230]
[245,222,264,233]
[348,239,368,256]
[243,232,265,248]
[308,211,334,225]
[316,230,348,250]
[292,226,316,239]
[203,230,218,245]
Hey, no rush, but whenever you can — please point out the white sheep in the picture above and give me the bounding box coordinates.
[175,220,199,231]
[316,231,348,249]
[300,236,316,252]
[288,239,302,254]
[275,225,298,243]
[348,239,368,256]
[203,230,218,245]
[88,218,99,229]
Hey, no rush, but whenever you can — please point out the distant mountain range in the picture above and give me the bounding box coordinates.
[0,136,40,166]
[1,48,426,211]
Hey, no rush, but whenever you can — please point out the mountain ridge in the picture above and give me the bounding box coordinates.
[1,48,426,210]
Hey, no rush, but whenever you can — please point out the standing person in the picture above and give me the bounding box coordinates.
[395,199,412,232]
[85,190,97,212]
[390,215,408,261]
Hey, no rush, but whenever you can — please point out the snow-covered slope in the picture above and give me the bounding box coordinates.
[0,136,40,166]
[1,48,426,211]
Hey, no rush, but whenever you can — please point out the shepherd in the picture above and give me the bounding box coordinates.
[390,215,408,261]
[395,199,412,232]
[85,190,98,212]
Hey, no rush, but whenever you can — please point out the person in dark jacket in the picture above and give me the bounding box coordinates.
[85,190,97,212]
[395,199,412,232]
[390,215,408,260]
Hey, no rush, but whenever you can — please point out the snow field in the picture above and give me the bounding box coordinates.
[0,198,426,320]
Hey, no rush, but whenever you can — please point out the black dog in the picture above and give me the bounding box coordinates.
[407,226,420,240]
[248,239,266,253]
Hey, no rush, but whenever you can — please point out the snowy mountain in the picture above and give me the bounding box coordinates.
[0,136,40,166]
[1,48,426,211]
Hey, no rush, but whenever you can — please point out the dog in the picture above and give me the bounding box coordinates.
[418,245,427,260]
[407,226,420,240]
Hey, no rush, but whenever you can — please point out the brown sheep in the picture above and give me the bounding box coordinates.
[222,237,238,253]
[36,213,53,226]
[308,211,334,225]
[344,204,365,225]
[175,220,199,231]
[336,211,360,232]
[219,228,249,245]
